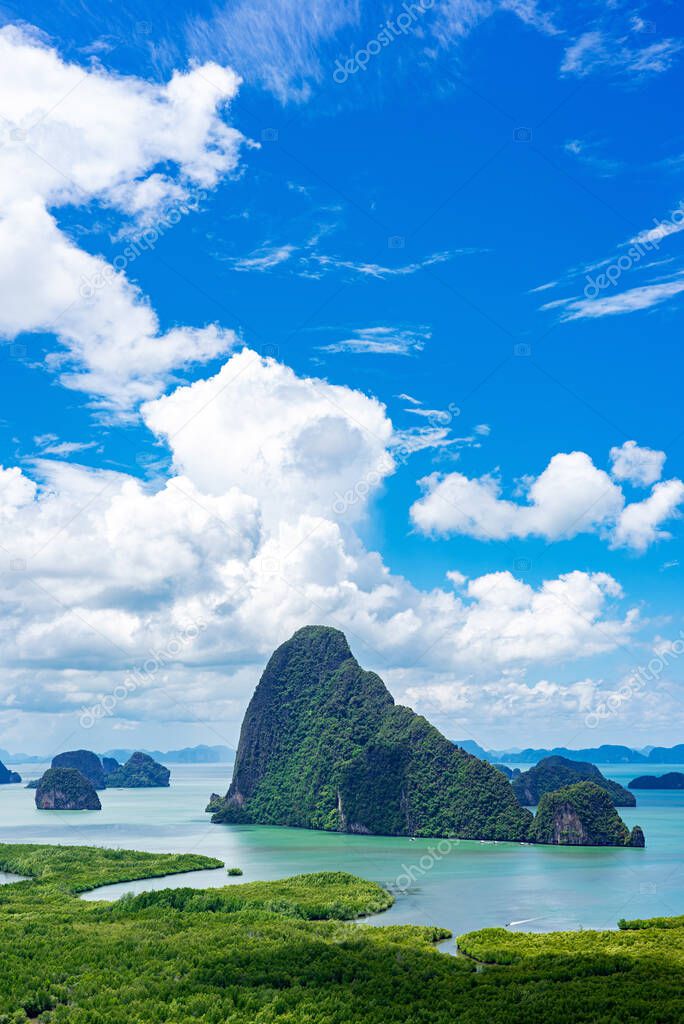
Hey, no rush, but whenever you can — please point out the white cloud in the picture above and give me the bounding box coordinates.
[141,348,395,526]
[230,244,296,271]
[0,349,642,739]
[318,325,429,355]
[310,250,458,279]
[185,0,361,103]
[561,30,682,77]
[612,480,684,553]
[0,27,246,412]
[556,275,684,320]
[410,448,684,551]
[610,440,666,487]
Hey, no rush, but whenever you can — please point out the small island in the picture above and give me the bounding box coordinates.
[512,755,635,807]
[0,759,21,784]
[105,752,170,788]
[629,772,684,790]
[530,782,644,847]
[35,767,102,810]
[52,749,106,790]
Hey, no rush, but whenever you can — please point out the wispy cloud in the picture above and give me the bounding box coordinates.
[562,30,682,77]
[229,244,296,272]
[564,138,623,176]
[318,325,429,355]
[185,0,361,103]
[34,434,98,457]
[310,250,465,278]
[556,274,684,320]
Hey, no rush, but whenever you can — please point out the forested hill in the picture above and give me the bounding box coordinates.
[210,625,532,841]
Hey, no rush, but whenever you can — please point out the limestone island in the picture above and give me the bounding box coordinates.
[512,755,635,807]
[53,749,107,789]
[0,759,21,784]
[530,782,644,847]
[35,767,102,810]
[105,751,170,788]
[629,772,684,790]
[207,626,643,848]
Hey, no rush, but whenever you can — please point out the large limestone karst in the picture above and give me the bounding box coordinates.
[209,626,532,841]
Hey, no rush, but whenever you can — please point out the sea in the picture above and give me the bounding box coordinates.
[1,761,682,938]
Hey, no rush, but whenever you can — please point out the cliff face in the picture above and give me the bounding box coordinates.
[52,750,106,790]
[106,752,170,788]
[211,626,532,841]
[513,755,635,807]
[530,782,644,847]
[35,768,101,810]
[0,760,21,784]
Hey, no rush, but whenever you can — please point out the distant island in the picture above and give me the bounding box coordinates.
[208,626,642,848]
[0,759,21,784]
[105,752,170,788]
[456,739,684,765]
[102,744,234,764]
[29,749,170,799]
[629,772,684,790]
[511,755,635,807]
[0,744,234,766]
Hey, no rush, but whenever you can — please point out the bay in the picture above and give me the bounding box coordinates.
[1,761,682,937]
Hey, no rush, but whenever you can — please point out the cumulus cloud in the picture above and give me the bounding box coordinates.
[0,26,246,412]
[0,350,642,744]
[410,447,683,551]
[610,440,666,487]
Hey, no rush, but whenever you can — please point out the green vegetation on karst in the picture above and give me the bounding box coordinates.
[211,625,532,840]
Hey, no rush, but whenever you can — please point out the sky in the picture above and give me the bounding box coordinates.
[0,0,682,757]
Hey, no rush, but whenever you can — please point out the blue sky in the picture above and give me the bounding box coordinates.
[0,0,682,755]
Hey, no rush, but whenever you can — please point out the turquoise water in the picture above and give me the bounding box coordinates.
[1,762,683,937]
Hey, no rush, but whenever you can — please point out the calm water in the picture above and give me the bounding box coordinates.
[1,761,682,938]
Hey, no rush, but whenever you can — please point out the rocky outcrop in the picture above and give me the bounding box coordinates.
[530,782,644,847]
[35,768,101,810]
[209,625,532,841]
[101,756,120,778]
[513,755,635,807]
[52,750,106,790]
[0,760,21,784]
[105,752,170,788]
[629,772,684,790]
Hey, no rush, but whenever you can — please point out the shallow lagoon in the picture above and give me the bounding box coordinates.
[1,761,682,936]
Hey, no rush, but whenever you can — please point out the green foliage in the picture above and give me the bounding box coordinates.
[106,751,170,787]
[34,768,101,810]
[51,750,106,789]
[213,626,531,840]
[529,782,640,846]
[227,866,243,876]
[512,755,635,807]
[110,871,394,921]
[0,841,683,1022]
